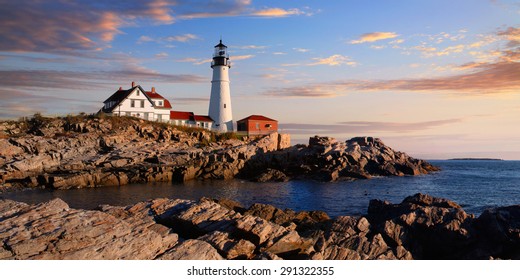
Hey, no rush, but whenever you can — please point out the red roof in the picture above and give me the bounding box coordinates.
[194,115,213,122]
[145,91,172,109]
[162,99,172,109]
[237,115,277,122]
[170,111,194,121]
[145,91,163,99]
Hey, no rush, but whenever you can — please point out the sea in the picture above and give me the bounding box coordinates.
[2,160,519,218]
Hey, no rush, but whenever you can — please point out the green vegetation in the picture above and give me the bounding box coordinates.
[216,132,243,141]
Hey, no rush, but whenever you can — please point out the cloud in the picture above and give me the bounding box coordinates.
[170,97,209,105]
[264,45,520,97]
[309,54,357,66]
[0,88,101,119]
[155,52,169,58]
[293,48,311,53]
[338,60,520,93]
[141,0,175,24]
[176,0,252,19]
[235,45,268,50]
[0,69,205,90]
[232,55,255,61]
[370,45,386,50]
[0,0,178,53]
[176,57,213,65]
[263,85,341,98]
[280,118,463,135]
[164,34,199,42]
[251,8,307,17]
[497,26,520,47]
[350,32,399,44]
[434,44,466,56]
[137,35,155,44]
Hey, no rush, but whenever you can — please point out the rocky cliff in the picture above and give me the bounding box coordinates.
[1,194,518,260]
[0,115,437,191]
[242,136,438,182]
[0,115,290,191]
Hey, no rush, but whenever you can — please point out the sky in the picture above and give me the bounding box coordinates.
[0,0,519,159]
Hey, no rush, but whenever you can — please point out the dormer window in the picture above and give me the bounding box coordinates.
[157,100,163,106]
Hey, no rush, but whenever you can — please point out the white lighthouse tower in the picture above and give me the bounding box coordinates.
[209,39,233,132]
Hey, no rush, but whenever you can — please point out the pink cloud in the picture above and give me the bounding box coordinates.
[251,8,307,17]
[265,29,520,98]
[350,32,399,44]
[0,0,176,53]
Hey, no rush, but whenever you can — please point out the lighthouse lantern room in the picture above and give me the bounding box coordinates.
[208,39,234,132]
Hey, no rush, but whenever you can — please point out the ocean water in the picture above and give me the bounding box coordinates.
[2,160,519,217]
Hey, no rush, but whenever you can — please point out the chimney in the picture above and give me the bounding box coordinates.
[151,87,155,93]
[131,81,136,87]
[119,86,122,91]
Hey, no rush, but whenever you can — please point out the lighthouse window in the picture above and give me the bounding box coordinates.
[224,104,226,108]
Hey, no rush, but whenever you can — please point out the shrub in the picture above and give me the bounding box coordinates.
[216,132,243,141]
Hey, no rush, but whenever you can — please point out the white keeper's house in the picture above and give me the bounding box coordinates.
[100,81,213,129]
[101,81,172,122]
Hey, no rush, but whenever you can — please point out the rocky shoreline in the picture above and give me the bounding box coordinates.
[1,115,438,192]
[1,193,518,260]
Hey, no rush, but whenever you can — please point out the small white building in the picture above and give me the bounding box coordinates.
[170,111,213,130]
[101,82,172,122]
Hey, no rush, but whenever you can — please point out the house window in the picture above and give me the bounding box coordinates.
[130,100,135,107]
[224,104,226,108]
[136,91,140,96]
[126,112,131,116]
[157,100,163,106]
[140,100,144,108]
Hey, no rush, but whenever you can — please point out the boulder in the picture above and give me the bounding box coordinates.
[198,231,256,259]
[158,239,224,260]
[0,199,178,260]
[367,193,475,259]
[473,206,520,259]
[253,168,289,182]
[277,133,291,150]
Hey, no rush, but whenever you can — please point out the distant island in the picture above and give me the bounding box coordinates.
[448,158,503,161]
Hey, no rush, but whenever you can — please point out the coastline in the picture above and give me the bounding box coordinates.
[1,115,438,192]
[1,193,518,260]
[2,115,518,260]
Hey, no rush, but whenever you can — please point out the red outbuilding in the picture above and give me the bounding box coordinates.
[236,115,278,136]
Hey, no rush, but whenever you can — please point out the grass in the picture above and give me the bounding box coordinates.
[4,113,249,144]
[216,132,243,141]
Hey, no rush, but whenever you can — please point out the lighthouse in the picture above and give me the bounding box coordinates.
[208,39,233,132]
